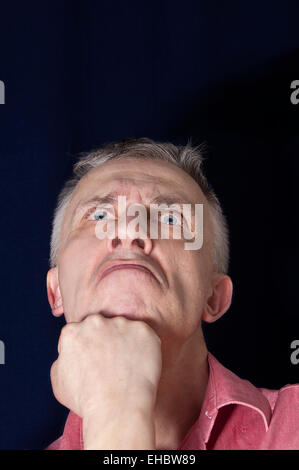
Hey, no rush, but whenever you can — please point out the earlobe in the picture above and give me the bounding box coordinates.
[202,274,233,323]
[46,267,64,317]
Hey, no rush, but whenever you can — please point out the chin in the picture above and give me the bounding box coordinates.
[99,294,146,318]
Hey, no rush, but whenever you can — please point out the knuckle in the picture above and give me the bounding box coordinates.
[50,359,58,384]
[85,313,103,327]
[111,315,127,331]
[62,323,76,336]
[59,323,78,344]
[113,315,127,325]
[50,360,62,403]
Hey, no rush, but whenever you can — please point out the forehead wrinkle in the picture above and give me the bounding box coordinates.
[74,176,199,214]
[79,162,206,204]
[74,174,166,208]
[115,175,166,185]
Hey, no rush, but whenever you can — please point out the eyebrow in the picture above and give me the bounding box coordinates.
[150,193,193,207]
[72,193,118,220]
[73,189,196,222]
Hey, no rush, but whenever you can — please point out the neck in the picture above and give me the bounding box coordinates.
[153,328,209,450]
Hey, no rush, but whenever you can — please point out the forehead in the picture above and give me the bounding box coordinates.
[72,157,205,204]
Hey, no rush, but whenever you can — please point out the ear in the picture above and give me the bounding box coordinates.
[202,274,233,323]
[46,267,64,317]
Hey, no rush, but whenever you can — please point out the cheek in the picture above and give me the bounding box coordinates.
[61,227,100,262]
[58,232,105,295]
[158,242,198,293]
[171,249,206,300]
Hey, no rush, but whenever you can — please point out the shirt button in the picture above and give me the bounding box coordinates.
[205,410,212,419]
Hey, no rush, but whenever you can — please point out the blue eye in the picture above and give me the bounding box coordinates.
[161,213,178,225]
[93,210,108,221]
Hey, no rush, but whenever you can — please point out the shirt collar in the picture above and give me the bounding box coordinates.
[178,352,272,449]
[206,352,272,431]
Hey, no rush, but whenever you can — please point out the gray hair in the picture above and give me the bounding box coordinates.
[50,138,229,273]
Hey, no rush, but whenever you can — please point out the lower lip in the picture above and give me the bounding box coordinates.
[99,265,154,281]
[101,312,141,321]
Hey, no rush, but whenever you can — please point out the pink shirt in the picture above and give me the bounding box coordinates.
[46,352,299,450]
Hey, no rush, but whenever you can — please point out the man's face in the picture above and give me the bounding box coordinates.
[48,157,220,343]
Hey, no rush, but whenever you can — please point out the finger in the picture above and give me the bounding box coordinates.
[57,322,78,354]
[81,313,105,328]
[50,359,58,388]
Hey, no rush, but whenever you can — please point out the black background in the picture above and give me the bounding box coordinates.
[0,0,298,449]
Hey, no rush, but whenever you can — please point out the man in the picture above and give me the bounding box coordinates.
[46,138,298,450]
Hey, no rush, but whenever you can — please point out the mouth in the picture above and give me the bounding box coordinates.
[98,262,157,283]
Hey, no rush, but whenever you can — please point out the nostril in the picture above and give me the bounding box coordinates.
[112,237,121,248]
[134,238,145,249]
[111,236,149,251]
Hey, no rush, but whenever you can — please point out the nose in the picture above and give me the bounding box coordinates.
[108,235,153,254]
[106,215,153,255]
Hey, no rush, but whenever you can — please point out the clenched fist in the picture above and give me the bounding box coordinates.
[50,314,162,449]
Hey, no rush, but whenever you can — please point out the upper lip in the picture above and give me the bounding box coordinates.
[97,259,166,287]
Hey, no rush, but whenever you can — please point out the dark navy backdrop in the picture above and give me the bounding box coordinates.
[0,0,298,449]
